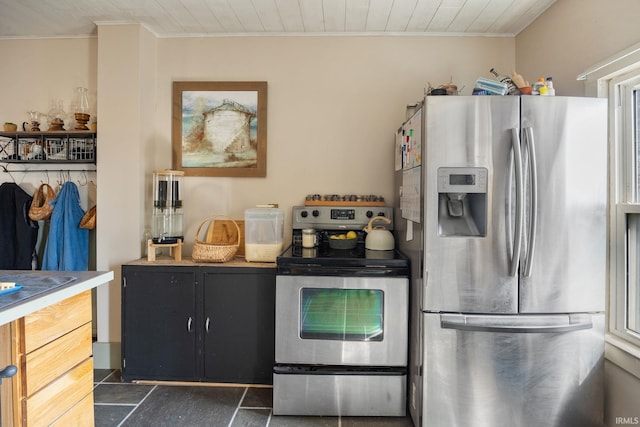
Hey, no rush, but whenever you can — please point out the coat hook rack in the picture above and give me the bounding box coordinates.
[1,165,96,174]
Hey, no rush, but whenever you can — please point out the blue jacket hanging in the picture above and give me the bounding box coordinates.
[42,181,88,271]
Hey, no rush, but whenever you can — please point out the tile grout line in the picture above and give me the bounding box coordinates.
[94,402,138,407]
[116,384,158,427]
[227,387,249,427]
[265,409,273,427]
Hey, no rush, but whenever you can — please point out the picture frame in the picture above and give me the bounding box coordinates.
[172,81,267,177]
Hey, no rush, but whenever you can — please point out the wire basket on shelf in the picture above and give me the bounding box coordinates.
[192,215,240,262]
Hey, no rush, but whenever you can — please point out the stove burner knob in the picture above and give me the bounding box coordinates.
[301,211,308,218]
[312,210,320,217]
[366,210,373,218]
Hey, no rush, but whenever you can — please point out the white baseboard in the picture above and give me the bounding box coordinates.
[93,341,121,369]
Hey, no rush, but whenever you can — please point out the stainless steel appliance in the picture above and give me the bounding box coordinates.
[274,205,409,416]
[394,96,607,427]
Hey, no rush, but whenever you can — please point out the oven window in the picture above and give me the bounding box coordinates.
[299,288,384,341]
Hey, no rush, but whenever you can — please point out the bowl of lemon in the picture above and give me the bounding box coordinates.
[328,231,358,249]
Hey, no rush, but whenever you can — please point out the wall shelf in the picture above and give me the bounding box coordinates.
[0,130,96,164]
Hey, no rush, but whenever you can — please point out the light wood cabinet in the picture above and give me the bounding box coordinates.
[4,290,94,427]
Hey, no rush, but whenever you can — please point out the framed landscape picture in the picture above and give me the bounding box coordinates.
[172,81,267,177]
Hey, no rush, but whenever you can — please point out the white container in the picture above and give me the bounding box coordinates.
[302,228,317,248]
[474,77,508,96]
[244,208,284,262]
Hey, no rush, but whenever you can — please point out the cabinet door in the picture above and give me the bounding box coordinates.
[202,269,275,384]
[122,268,197,381]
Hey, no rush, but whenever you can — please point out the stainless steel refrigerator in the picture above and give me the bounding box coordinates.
[394,95,607,427]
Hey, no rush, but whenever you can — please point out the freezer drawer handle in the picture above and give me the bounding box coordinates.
[510,127,524,277]
[440,319,593,334]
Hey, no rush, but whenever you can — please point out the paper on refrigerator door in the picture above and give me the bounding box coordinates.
[395,130,403,171]
[406,220,414,241]
[401,167,421,223]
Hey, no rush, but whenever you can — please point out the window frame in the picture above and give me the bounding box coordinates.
[604,62,640,373]
[580,42,640,375]
[607,71,640,357]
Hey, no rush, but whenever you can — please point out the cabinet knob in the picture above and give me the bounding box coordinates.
[0,365,17,384]
[205,317,210,333]
[187,317,192,332]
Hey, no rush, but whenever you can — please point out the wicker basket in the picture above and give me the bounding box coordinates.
[28,183,55,221]
[79,205,96,229]
[192,215,240,262]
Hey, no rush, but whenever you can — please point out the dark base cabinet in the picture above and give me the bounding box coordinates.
[122,269,198,380]
[121,263,275,384]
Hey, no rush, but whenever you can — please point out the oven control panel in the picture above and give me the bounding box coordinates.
[292,206,393,230]
[330,209,355,220]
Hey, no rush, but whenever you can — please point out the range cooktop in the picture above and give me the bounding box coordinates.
[277,244,409,276]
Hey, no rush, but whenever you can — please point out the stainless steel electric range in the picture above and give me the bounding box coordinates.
[273,205,409,417]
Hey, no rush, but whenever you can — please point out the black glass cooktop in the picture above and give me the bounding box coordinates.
[277,244,409,276]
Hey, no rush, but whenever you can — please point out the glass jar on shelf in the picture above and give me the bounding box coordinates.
[73,87,90,130]
[47,99,66,131]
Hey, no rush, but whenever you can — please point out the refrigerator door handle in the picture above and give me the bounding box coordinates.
[510,127,524,277]
[441,316,593,334]
[522,127,538,277]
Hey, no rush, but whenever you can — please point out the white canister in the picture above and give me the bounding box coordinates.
[244,207,285,262]
[302,229,317,248]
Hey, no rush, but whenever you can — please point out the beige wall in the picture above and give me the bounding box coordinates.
[516,0,640,96]
[0,38,97,122]
[0,37,97,207]
[154,35,515,251]
[94,23,159,364]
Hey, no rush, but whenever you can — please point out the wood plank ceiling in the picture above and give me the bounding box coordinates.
[0,0,555,38]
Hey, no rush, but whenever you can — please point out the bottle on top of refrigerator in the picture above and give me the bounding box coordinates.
[539,84,548,96]
[489,68,521,95]
[532,77,546,95]
[545,77,556,96]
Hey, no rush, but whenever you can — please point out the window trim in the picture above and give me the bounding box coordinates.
[582,44,640,378]
[611,72,640,345]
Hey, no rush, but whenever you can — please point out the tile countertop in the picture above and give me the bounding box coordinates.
[0,270,114,325]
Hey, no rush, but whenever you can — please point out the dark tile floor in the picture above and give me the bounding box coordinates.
[93,369,414,427]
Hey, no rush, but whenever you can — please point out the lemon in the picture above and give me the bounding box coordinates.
[338,234,346,239]
[346,231,357,239]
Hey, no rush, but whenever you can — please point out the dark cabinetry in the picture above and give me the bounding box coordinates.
[121,269,198,380]
[121,263,275,384]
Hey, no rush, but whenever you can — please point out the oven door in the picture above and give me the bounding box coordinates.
[275,275,408,366]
